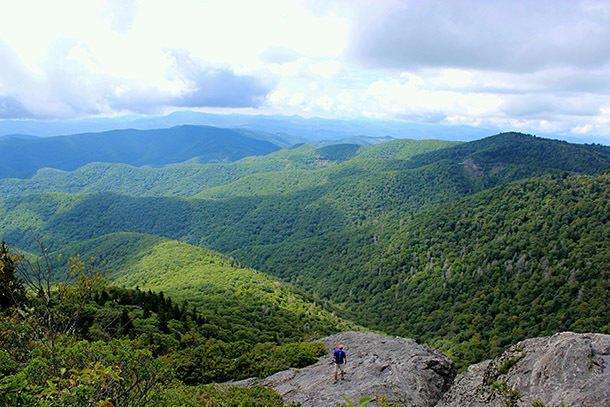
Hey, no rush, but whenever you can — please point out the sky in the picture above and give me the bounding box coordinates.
[1,0,610,142]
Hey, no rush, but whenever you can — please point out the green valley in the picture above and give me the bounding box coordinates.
[241,173,610,369]
[55,232,353,344]
[0,240,336,405]
[2,130,610,404]
[0,137,458,198]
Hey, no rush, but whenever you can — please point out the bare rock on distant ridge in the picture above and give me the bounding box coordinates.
[436,331,610,407]
[233,331,456,406]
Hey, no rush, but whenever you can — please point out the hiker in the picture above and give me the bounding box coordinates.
[333,344,347,382]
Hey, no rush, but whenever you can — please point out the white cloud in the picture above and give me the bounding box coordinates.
[66,44,103,74]
[361,75,503,119]
[337,91,353,105]
[289,93,306,106]
[347,0,610,72]
[101,0,137,33]
[572,124,593,135]
[267,88,290,104]
[268,59,306,77]
[0,0,346,118]
[0,0,609,142]
[308,60,343,79]
[316,95,334,111]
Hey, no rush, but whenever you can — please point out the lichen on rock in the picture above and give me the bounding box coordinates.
[437,331,610,407]
[234,331,455,406]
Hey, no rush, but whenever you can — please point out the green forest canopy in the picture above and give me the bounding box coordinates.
[1,132,610,376]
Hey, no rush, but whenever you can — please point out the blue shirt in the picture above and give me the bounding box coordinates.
[333,349,346,364]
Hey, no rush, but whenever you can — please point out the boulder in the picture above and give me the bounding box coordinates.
[436,332,610,407]
[234,331,455,406]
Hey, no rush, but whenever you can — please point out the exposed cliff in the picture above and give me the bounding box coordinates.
[234,331,455,406]
[437,331,610,407]
[234,331,610,406]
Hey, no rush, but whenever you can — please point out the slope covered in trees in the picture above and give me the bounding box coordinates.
[0,160,509,254]
[237,173,610,369]
[0,125,282,178]
[54,232,354,344]
[0,243,330,406]
[2,131,610,377]
[405,132,610,174]
[370,173,610,366]
[0,138,458,198]
[3,133,609,257]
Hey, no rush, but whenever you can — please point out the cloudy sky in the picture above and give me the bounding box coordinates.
[1,0,610,141]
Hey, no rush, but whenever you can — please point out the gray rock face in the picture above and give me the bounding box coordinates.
[234,331,456,406]
[436,332,610,407]
[233,331,610,406]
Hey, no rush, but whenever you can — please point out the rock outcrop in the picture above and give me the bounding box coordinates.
[233,331,610,406]
[437,331,610,407]
[234,331,456,406]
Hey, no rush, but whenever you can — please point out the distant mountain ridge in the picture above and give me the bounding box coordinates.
[0,138,458,198]
[0,111,496,142]
[0,134,39,140]
[1,131,609,377]
[406,132,610,174]
[3,133,609,255]
[0,125,282,178]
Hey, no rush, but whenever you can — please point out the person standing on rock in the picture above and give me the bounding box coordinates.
[333,344,347,382]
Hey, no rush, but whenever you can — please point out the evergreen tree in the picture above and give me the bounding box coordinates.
[0,241,26,311]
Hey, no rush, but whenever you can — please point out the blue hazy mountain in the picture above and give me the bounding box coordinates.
[0,125,281,179]
[0,111,494,142]
[0,134,40,140]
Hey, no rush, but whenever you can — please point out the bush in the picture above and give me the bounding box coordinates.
[6,338,169,407]
[161,384,287,407]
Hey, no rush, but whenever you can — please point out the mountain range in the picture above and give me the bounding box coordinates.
[0,111,496,142]
[1,124,609,379]
[0,125,284,179]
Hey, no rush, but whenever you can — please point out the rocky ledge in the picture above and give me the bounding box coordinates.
[234,331,455,406]
[234,331,610,406]
[437,331,610,407]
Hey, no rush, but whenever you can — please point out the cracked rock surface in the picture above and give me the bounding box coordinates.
[437,331,610,407]
[234,331,455,406]
[233,331,610,406]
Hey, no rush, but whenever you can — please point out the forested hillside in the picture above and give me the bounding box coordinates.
[0,160,520,253]
[0,125,282,178]
[0,242,334,405]
[2,134,609,256]
[2,131,610,379]
[404,132,610,174]
[54,232,353,344]
[237,173,610,369]
[0,140,473,253]
[0,138,457,198]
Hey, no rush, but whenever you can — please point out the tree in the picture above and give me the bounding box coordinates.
[11,236,106,348]
[0,241,26,311]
